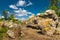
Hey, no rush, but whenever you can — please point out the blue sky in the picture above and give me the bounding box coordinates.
[0,0,50,20]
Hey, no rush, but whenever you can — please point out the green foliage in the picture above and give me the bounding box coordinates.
[0,27,8,40]
[58,0,60,2]
[49,0,60,16]
[9,14,15,20]
[50,5,58,10]
[0,27,8,33]
[2,10,15,20]
[0,33,3,40]
[13,19,22,24]
[0,19,3,21]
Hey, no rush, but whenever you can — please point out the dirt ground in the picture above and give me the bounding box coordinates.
[20,26,60,40]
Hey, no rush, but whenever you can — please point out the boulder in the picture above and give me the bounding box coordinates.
[7,30,15,38]
[38,19,56,28]
[36,10,58,21]
[7,25,21,38]
[42,27,56,35]
[45,10,58,21]
[25,9,60,35]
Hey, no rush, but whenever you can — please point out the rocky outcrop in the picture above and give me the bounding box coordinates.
[26,10,60,35]
[0,20,21,39]
[0,9,60,37]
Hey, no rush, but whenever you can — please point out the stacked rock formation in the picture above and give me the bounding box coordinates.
[26,10,60,35]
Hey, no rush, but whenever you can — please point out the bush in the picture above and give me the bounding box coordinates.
[0,27,8,33]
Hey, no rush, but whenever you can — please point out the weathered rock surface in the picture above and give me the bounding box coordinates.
[42,27,56,35]
[7,26,21,39]
[7,30,15,38]
[26,10,59,35]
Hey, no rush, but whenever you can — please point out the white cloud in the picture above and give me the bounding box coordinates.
[0,16,5,18]
[9,5,18,9]
[37,13,40,15]
[15,17,25,20]
[9,0,33,20]
[26,1,33,6]
[14,8,32,16]
[16,0,33,7]
[9,0,33,8]
[17,0,25,6]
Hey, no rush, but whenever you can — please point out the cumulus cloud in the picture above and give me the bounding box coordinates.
[14,8,32,16]
[17,0,25,6]
[9,0,33,20]
[9,5,18,9]
[15,17,25,20]
[16,0,33,7]
[9,0,33,8]
[0,16,5,18]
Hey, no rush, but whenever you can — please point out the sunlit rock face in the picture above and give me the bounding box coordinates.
[45,10,55,14]
[36,10,58,21]
[26,16,57,35]
[0,20,20,28]
[38,18,56,28]
[25,9,60,35]
[28,14,35,20]
[42,27,56,35]
[45,10,58,21]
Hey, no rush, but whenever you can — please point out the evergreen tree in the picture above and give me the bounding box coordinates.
[2,10,8,20]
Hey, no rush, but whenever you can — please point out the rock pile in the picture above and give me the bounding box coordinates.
[0,20,21,39]
[26,10,60,35]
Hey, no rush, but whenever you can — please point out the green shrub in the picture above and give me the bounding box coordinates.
[0,27,8,33]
